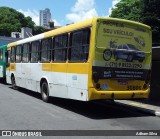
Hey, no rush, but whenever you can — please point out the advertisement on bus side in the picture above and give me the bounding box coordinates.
[93,19,152,80]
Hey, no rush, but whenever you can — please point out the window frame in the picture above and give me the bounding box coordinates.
[40,37,52,63]
[10,46,16,63]
[52,34,68,63]
[22,43,30,63]
[68,28,91,63]
[30,40,40,63]
[16,45,22,63]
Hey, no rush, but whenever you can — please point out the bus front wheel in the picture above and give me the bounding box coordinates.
[41,81,50,103]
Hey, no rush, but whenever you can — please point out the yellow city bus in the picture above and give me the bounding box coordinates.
[6,17,152,102]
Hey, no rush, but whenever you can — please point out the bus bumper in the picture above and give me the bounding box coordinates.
[88,88,150,101]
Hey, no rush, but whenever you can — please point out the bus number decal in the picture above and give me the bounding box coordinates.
[127,85,141,90]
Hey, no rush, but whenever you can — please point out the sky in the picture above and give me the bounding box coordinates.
[0,0,120,26]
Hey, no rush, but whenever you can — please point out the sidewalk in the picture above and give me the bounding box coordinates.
[115,100,160,117]
[117,60,160,117]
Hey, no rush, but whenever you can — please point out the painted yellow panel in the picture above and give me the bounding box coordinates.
[8,42,17,49]
[6,67,9,71]
[44,19,93,38]
[42,63,67,73]
[10,63,16,71]
[42,63,89,74]
[42,63,52,71]
[88,88,149,101]
[67,63,89,74]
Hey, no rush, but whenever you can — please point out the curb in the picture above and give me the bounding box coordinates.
[155,112,160,117]
[114,100,160,117]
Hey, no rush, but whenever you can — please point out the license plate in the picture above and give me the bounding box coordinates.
[118,80,128,85]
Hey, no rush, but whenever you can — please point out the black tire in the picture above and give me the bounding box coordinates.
[11,76,18,90]
[41,81,50,102]
[103,49,112,61]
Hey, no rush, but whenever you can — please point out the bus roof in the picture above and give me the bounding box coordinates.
[7,17,151,48]
[7,18,94,48]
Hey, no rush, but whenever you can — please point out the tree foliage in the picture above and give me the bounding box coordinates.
[0,7,35,36]
[110,0,142,22]
[110,0,160,43]
[141,0,160,43]
[33,26,47,35]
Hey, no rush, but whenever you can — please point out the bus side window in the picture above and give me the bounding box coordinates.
[5,50,10,67]
[11,47,16,62]
[41,38,52,62]
[22,43,30,63]
[53,34,68,62]
[69,28,90,62]
[31,41,40,63]
[16,45,22,63]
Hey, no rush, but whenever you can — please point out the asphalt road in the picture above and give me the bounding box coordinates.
[0,82,160,139]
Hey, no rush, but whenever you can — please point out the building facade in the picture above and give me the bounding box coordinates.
[39,8,51,27]
[11,27,32,39]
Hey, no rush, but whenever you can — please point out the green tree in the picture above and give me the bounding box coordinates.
[33,26,47,35]
[110,0,142,22]
[110,0,160,43]
[0,7,35,36]
[141,0,160,43]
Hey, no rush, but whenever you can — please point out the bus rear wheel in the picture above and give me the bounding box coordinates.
[11,76,18,90]
[41,81,50,103]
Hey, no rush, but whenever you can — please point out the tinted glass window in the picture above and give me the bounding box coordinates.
[123,45,128,50]
[53,34,68,62]
[69,28,90,62]
[11,47,16,62]
[22,43,30,62]
[31,41,40,63]
[16,45,22,62]
[41,38,52,62]
[6,50,10,65]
